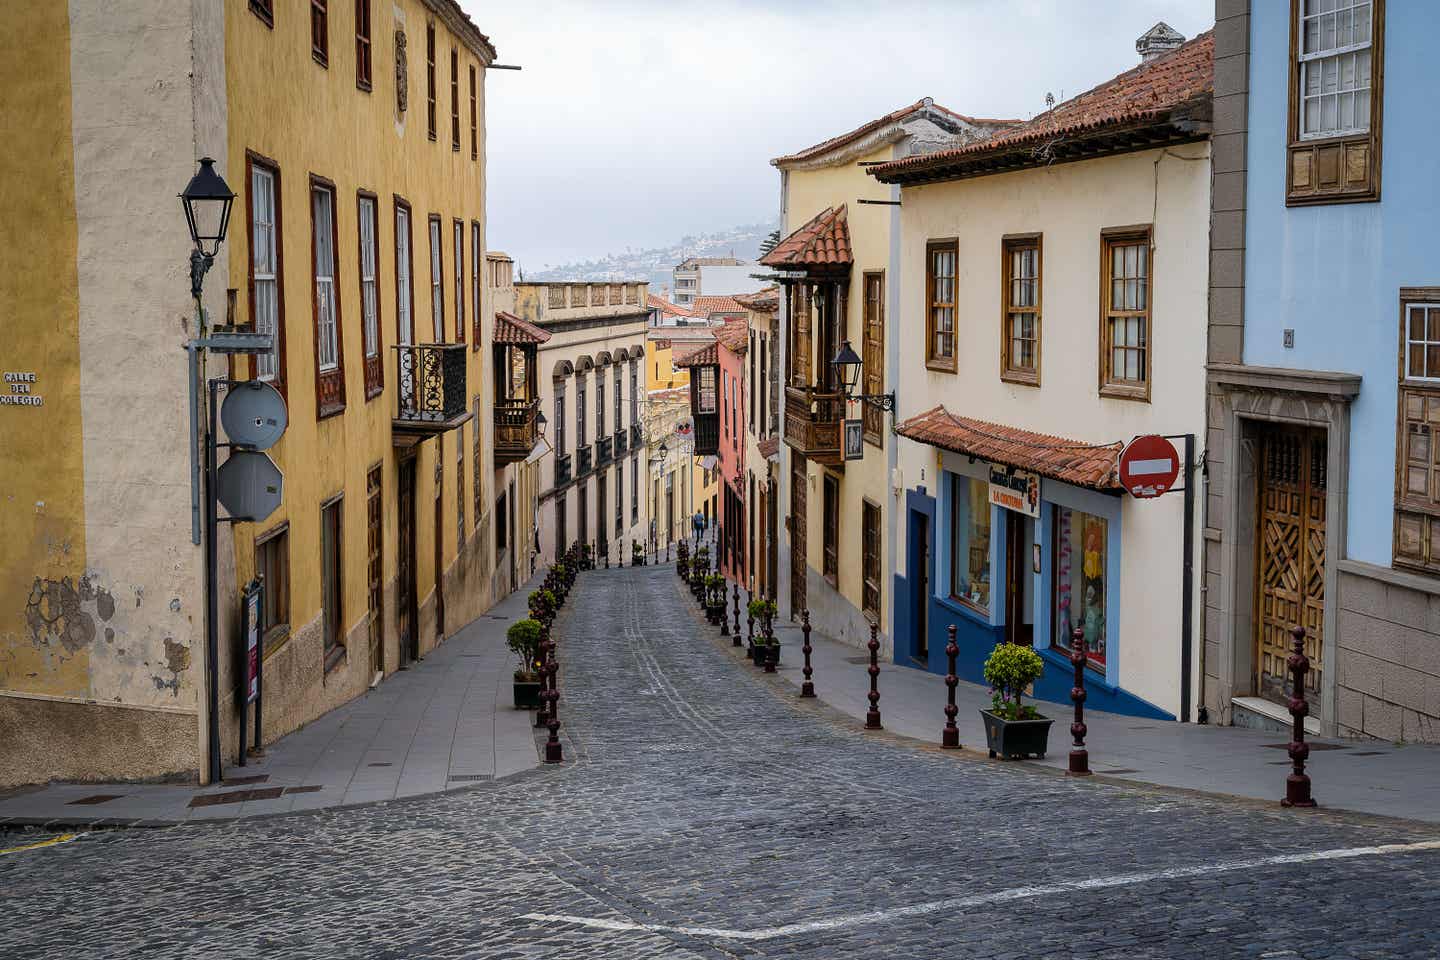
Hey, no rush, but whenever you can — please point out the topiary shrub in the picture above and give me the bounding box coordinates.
[983,642,1046,720]
[507,618,543,681]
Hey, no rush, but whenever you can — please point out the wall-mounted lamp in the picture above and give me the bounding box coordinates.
[830,340,895,412]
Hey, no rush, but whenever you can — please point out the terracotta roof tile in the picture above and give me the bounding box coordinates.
[758,206,852,271]
[673,341,718,368]
[715,317,749,355]
[894,405,1122,491]
[493,311,552,345]
[647,293,696,318]
[734,286,779,312]
[690,295,747,317]
[771,98,1021,166]
[649,387,690,403]
[756,436,780,461]
[872,32,1212,184]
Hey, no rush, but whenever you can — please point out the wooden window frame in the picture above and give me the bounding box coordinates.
[357,190,384,400]
[469,65,478,160]
[862,498,881,618]
[1393,287,1440,574]
[631,453,639,524]
[470,221,483,348]
[425,22,437,141]
[393,196,415,347]
[452,218,465,344]
[822,473,839,587]
[366,465,382,660]
[473,397,483,529]
[1098,225,1153,402]
[249,0,274,28]
[862,270,885,446]
[1000,234,1042,386]
[925,239,958,373]
[311,0,328,67]
[428,213,444,342]
[457,422,466,546]
[450,48,460,152]
[245,150,287,398]
[309,174,346,419]
[255,521,290,651]
[1286,0,1384,206]
[320,493,345,670]
[354,0,372,91]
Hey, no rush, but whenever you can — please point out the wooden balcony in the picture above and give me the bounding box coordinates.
[784,384,843,465]
[392,343,471,445]
[494,399,540,468]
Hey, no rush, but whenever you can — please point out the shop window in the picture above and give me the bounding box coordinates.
[949,474,991,613]
[1052,505,1107,669]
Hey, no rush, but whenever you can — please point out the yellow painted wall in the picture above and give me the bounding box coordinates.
[0,3,88,698]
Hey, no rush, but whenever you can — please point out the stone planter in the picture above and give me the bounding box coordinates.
[980,710,1053,760]
[513,678,543,710]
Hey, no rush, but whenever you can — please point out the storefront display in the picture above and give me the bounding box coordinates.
[949,474,991,613]
[1053,505,1106,667]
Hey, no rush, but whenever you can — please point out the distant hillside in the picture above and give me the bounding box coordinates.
[528,220,780,292]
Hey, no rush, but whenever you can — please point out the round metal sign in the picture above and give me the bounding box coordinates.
[216,450,284,522]
[1118,435,1180,499]
[220,380,288,450]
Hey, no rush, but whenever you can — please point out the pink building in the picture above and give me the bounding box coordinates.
[716,318,748,583]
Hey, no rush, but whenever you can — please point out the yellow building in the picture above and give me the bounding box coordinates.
[0,0,506,787]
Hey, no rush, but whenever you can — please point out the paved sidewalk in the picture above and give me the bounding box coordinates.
[743,615,1440,823]
[0,574,547,828]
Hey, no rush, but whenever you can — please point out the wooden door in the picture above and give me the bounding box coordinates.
[366,466,383,675]
[790,453,807,612]
[433,456,445,640]
[911,510,929,661]
[1004,511,1033,646]
[397,457,418,666]
[1255,424,1327,707]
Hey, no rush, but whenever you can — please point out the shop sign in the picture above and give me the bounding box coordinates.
[988,464,1040,518]
[843,419,864,461]
[242,580,263,704]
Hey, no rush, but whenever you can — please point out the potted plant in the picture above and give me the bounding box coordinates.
[764,633,780,672]
[507,618,544,709]
[632,542,645,566]
[705,574,725,623]
[747,598,775,661]
[980,642,1052,760]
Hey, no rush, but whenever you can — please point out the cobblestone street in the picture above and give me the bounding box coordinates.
[4,564,1440,959]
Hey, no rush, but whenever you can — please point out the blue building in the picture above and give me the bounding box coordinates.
[1205,0,1440,741]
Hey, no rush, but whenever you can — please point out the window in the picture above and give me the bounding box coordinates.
[862,499,881,618]
[354,0,372,90]
[320,496,343,662]
[1001,236,1041,385]
[862,271,885,445]
[822,474,839,586]
[457,423,466,545]
[1288,0,1383,204]
[576,375,587,447]
[1053,505,1107,670]
[555,380,567,454]
[1394,291,1440,573]
[255,524,289,645]
[926,240,957,371]
[631,453,639,523]
[311,178,345,416]
[471,222,482,345]
[366,466,382,658]
[555,494,566,556]
[697,366,717,413]
[629,361,638,426]
[247,155,284,388]
[949,474,991,614]
[469,65,478,160]
[358,193,382,398]
[473,397,483,529]
[450,48,460,151]
[616,459,624,536]
[596,369,606,438]
[1100,229,1151,399]
[311,0,328,65]
[428,215,443,341]
[250,0,274,29]
[394,200,413,345]
[613,365,622,436]
[789,284,812,385]
[452,219,465,344]
[496,490,509,556]
[425,23,437,140]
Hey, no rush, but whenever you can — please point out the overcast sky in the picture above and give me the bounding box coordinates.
[467,0,1214,274]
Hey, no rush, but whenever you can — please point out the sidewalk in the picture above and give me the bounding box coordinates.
[758,618,1440,824]
[0,573,547,829]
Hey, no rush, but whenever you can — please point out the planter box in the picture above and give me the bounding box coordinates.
[513,679,543,709]
[980,710,1053,760]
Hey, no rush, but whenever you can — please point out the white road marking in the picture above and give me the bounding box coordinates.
[523,838,1440,942]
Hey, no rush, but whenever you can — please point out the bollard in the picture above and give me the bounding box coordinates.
[719,581,730,636]
[1068,627,1091,776]
[942,624,960,748]
[865,619,882,729]
[544,652,563,764]
[800,609,815,697]
[1281,625,1318,808]
[732,583,741,645]
[535,622,552,729]
[747,591,755,652]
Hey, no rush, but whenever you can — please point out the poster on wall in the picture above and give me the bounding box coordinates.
[988,464,1040,518]
[843,419,864,461]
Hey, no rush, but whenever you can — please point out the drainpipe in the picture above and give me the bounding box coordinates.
[1180,433,1195,723]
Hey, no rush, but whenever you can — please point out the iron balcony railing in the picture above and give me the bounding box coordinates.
[630,422,642,448]
[577,443,593,476]
[554,452,572,487]
[614,427,628,456]
[597,436,613,467]
[394,343,467,425]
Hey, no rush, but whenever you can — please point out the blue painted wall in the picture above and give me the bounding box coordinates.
[1246,4,1440,565]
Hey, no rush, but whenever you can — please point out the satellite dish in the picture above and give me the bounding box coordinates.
[221,380,288,450]
[216,450,284,522]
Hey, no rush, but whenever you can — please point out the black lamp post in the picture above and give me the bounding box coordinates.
[536,408,548,438]
[830,340,895,412]
[180,157,236,300]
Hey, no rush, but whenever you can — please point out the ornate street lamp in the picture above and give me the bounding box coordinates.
[536,408,548,438]
[179,156,236,299]
[831,340,895,412]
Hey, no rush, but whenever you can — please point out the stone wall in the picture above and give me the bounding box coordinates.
[1335,560,1440,742]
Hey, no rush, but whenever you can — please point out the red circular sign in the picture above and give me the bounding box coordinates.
[1118,435,1180,499]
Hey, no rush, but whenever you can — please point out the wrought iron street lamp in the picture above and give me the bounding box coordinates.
[536,408,548,438]
[831,340,894,412]
[179,157,236,299]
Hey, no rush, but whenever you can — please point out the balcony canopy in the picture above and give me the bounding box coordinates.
[759,205,853,275]
[494,310,552,346]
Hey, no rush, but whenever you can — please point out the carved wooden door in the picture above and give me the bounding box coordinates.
[790,453,807,613]
[1255,424,1326,708]
[397,457,418,666]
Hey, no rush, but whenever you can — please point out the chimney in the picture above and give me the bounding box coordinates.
[1136,21,1185,62]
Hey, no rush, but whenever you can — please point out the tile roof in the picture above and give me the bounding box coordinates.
[871,32,1213,185]
[493,311,552,345]
[673,341,718,368]
[758,205,853,271]
[647,293,696,318]
[894,405,1123,491]
[734,286,779,312]
[715,317,749,355]
[771,98,1020,166]
[648,387,690,403]
[689,295,748,317]
[756,436,780,461]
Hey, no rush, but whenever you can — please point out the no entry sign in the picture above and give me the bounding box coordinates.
[1118,435,1180,498]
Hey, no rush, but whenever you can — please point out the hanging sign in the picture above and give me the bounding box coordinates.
[843,419,864,461]
[1118,435,1180,499]
[988,464,1040,518]
[241,579,263,704]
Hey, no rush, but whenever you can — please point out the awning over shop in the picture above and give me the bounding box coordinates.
[894,405,1123,492]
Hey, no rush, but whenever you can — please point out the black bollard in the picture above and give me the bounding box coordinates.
[800,609,815,697]
[732,583,741,645]
[535,621,552,729]
[747,591,755,652]
[1281,625,1318,808]
[865,619,882,729]
[544,653,563,764]
[1068,627,1091,776]
[942,624,959,748]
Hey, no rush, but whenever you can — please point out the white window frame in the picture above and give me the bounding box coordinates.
[1404,302,1440,383]
[453,220,464,339]
[1297,0,1374,141]
[251,165,279,380]
[429,217,443,342]
[359,196,378,359]
[313,185,339,372]
[396,205,413,346]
